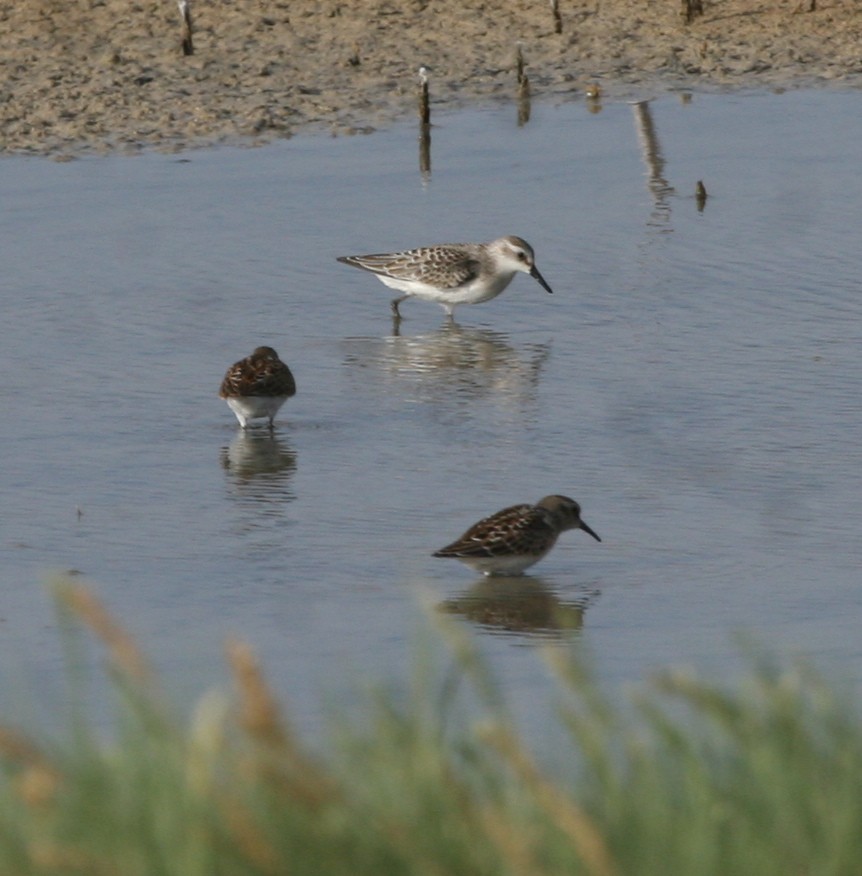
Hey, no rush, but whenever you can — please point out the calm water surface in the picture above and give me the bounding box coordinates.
[1,89,861,737]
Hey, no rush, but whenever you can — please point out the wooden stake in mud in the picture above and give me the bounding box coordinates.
[418,65,431,126]
[418,66,431,180]
[680,0,704,24]
[516,46,531,126]
[516,45,527,87]
[550,0,563,34]
[178,0,194,56]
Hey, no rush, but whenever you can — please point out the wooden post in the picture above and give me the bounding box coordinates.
[516,46,530,126]
[178,0,194,56]
[418,65,430,126]
[550,0,563,33]
[680,0,704,25]
[418,67,431,181]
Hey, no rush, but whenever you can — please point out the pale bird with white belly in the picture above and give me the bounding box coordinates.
[337,235,554,318]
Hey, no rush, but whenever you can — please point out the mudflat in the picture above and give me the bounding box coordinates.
[2,0,860,155]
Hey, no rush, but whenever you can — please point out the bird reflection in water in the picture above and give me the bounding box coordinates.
[220,430,297,510]
[438,576,599,639]
[343,321,550,410]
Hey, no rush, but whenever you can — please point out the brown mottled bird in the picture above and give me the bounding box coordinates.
[434,495,600,576]
[219,346,296,429]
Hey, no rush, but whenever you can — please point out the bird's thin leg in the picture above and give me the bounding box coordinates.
[391,295,408,318]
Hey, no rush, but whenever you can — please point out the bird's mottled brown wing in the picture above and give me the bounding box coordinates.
[339,246,480,289]
[220,357,296,398]
[434,504,551,558]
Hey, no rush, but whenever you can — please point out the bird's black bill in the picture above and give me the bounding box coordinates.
[530,265,554,294]
[580,521,601,542]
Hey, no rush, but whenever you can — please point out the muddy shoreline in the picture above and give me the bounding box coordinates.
[1,0,860,157]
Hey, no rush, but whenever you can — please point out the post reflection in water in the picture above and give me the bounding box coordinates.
[438,576,599,638]
[695,179,708,213]
[342,321,551,411]
[631,100,675,229]
[418,121,431,184]
[517,81,531,128]
[219,429,297,516]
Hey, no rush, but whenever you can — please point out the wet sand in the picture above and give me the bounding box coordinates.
[2,0,860,156]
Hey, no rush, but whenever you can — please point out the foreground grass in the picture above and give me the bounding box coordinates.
[0,582,860,875]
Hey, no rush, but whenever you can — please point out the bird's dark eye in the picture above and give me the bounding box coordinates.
[517,251,527,262]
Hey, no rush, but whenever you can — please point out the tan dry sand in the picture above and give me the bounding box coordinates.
[1,0,861,156]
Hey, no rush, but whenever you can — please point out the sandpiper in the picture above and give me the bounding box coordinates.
[219,346,296,429]
[336,235,554,318]
[433,495,600,576]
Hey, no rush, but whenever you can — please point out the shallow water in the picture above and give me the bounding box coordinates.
[2,89,861,736]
